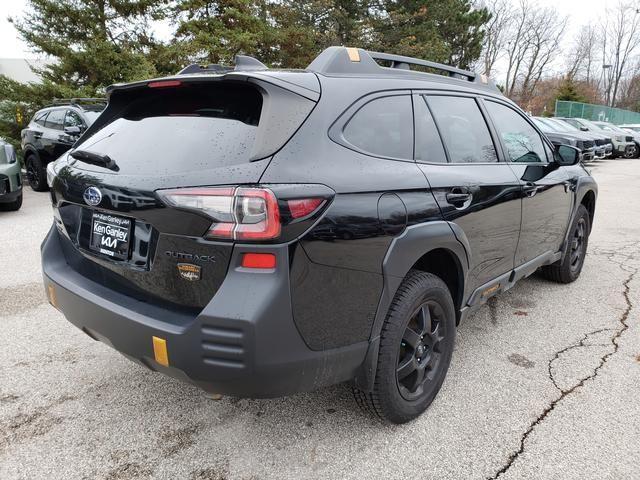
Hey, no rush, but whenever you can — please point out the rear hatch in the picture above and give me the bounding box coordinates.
[50,72,319,312]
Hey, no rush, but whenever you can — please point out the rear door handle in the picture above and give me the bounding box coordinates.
[523,182,538,197]
[446,188,472,207]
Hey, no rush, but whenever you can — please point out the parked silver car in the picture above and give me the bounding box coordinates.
[558,117,636,158]
[0,139,22,211]
[593,121,640,158]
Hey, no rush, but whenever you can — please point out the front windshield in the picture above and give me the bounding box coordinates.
[597,123,628,134]
[82,111,103,125]
[533,118,553,132]
[545,118,574,133]
[579,119,603,131]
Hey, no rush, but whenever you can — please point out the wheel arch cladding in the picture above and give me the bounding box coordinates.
[580,189,596,231]
[380,221,469,318]
[354,221,469,391]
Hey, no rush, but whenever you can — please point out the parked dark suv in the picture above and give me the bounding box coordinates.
[42,48,597,423]
[21,99,105,191]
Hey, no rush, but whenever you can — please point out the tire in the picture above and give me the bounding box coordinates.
[353,270,456,424]
[540,204,590,284]
[25,154,48,191]
[0,191,22,211]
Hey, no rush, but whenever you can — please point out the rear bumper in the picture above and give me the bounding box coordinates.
[42,226,367,397]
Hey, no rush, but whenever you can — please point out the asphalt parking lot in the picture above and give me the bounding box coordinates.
[1,159,638,480]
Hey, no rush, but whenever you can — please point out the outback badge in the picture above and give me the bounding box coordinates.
[177,263,201,282]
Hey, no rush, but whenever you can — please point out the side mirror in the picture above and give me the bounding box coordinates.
[580,127,589,132]
[64,126,82,135]
[555,145,581,166]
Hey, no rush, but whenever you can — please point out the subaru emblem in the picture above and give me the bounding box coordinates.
[83,186,102,206]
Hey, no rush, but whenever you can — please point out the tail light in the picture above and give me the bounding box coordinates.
[287,198,325,219]
[157,186,327,242]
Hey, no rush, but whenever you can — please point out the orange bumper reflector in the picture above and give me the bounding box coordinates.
[241,253,276,269]
[47,284,58,309]
[152,336,169,367]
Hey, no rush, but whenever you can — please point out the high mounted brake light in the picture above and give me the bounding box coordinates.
[148,80,182,88]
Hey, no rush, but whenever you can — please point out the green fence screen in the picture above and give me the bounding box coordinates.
[555,100,640,125]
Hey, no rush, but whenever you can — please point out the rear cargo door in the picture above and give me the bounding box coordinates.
[51,76,317,310]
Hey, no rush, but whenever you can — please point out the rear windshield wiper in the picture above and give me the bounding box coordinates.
[70,150,119,172]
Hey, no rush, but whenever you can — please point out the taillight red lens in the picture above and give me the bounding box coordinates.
[241,253,277,269]
[287,198,325,219]
[157,187,281,241]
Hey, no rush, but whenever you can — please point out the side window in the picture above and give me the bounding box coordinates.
[44,109,66,130]
[34,111,49,126]
[427,96,498,163]
[485,101,546,163]
[414,96,448,163]
[343,95,413,159]
[65,110,85,128]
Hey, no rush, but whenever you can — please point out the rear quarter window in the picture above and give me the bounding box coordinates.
[33,111,49,126]
[342,95,413,160]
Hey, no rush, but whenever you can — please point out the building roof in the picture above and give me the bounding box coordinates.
[0,58,46,83]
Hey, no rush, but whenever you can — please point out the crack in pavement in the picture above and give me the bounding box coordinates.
[547,328,616,392]
[488,247,638,480]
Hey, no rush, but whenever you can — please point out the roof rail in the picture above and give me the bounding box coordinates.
[368,51,476,81]
[178,54,268,75]
[50,97,106,106]
[307,47,496,89]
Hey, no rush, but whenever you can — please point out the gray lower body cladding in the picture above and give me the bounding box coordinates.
[42,226,368,397]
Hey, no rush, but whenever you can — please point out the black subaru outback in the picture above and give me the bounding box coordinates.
[42,47,597,423]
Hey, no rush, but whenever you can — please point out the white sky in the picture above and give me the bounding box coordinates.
[0,0,613,71]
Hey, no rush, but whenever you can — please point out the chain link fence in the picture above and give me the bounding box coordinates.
[555,100,640,125]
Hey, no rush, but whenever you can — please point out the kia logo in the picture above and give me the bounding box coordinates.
[83,186,102,206]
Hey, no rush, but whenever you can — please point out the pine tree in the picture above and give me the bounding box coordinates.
[10,0,165,90]
[169,0,274,65]
[556,77,588,103]
[377,0,490,69]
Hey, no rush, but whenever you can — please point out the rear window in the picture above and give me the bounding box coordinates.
[75,83,264,173]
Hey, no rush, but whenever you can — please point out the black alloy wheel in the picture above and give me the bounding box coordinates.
[540,204,590,284]
[569,217,587,273]
[397,301,445,401]
[352,270,455,424]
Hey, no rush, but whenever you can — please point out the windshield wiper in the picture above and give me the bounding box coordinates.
[70,150,119,171]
